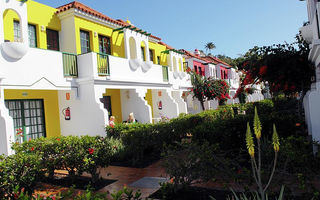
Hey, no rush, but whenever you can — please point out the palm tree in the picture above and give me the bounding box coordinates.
[205,42,216,55]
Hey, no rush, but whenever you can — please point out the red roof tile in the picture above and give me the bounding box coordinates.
[56,1,161,40]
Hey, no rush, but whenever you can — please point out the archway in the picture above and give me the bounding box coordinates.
[129,37,137,59]
[3,9,22,42]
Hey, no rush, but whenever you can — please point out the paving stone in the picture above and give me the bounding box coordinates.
[129,176,168,189]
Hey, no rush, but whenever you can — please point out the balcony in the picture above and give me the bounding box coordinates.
[162,66,169,82]
[77,52,171,85]
[300,23,313,44]
[62,52,78,77]
[0,47,74,90]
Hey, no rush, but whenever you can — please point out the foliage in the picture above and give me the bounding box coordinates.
[237,34,314,96]
[0,153,43,198]
[189,71,230,109]
[204,42,216,55]
[225,185,285,200]
[12,186,142,200]
[12,136,114,185]
[244,107,280,200]
[162,142,220,188]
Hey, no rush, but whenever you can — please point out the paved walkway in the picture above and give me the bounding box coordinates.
[98,161,168,198]
[35,161,168,199]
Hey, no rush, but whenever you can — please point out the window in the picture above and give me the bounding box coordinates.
[80,30,90,54]
[99,35,111,55]
[102,96,112,117]
[141,47,145,61]
[28,24,37,48]
[149,49,154,63]
[5,100,46,143]
[157,56,161,65]
[46,29,59,51]
[13,20,21,42]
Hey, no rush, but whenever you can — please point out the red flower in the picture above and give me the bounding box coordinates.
[259,66,267,76]
[30,147,35,151]
[88,148,94,154]
[56,138,61,141]
[186,67,191,73]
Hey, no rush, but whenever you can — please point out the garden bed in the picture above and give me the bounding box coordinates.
[42,174,117,191]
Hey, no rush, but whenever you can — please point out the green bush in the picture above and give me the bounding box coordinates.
[12,136,115,184]
[162,142,219,188]
[0,153,43,198]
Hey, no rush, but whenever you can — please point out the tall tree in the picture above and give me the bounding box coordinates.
[204,42,216,55]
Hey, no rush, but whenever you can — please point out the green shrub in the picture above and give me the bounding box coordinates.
[0,153,43,198]
[12,136,115,184]
[162,142,221,188]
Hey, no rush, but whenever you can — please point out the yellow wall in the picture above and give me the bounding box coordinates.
[145,89,153,118]
[148,41,167,66]
[103,89,122,123]
[3,9,20,42]
[4,89,61,138]
[3,1,60,48]
[26,0,61,49]
[74,16,125,57]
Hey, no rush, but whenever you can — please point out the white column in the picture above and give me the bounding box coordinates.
[172,91,187,114]
[0,79,15,155]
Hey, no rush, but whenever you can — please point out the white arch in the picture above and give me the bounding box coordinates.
[173,56,177,72]
[3,8,22,42]
[129,37,137,59]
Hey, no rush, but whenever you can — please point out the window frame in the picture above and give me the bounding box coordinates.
[46,28,60,51]
[149,49,154,63]
[13,20,21,42]
[28,24,37,48]
[98,34,111,55]
[141,46,146,61]
[80,30,91,54]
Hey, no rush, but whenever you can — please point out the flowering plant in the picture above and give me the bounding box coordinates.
[238,34,314,96]
[188,71,230,109]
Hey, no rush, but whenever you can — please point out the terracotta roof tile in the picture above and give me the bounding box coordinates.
[56,1,161,40]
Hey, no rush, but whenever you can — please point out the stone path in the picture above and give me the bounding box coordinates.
[35,160,168,199]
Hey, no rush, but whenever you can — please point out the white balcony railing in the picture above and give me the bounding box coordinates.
[0,47,73,89]
[77,52,172,84]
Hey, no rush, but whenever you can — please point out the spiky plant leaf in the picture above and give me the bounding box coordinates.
[246,122,255,158]
[272,124,280,152]
[253,107,262,139]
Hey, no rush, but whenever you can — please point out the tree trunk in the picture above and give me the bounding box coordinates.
[200,101,205,111]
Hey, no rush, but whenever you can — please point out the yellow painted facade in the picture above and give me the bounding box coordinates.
[26,0,61,49]
[4,89,61,138]
[145,89,154,118]
[3,0,60,48]
[3,9,20,42]
[148,41,167,66]
[103,89,123,123]
[74,16,125,57]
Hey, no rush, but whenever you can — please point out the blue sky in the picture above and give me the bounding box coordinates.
[36,0,307,58]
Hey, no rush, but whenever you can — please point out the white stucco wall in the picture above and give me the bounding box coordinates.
[304,82,320,142]
[120,89,152,123]
[58,85,108,137]
[172,91,187,115]
[151,89,179,120]
[0,47,74,90]
[0,87,14,155]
